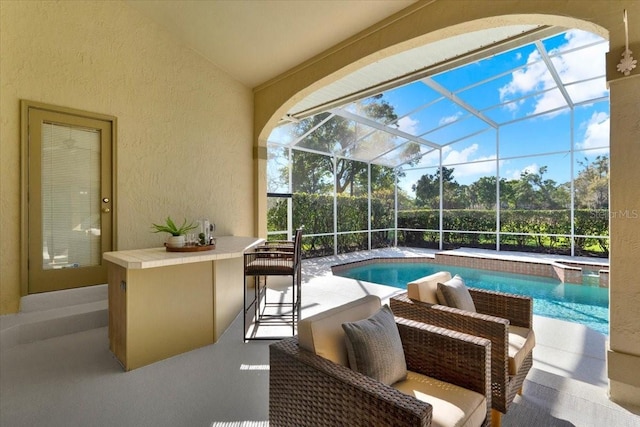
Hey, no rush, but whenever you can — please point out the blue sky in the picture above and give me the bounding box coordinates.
[268,29,610,194]
[390,29,610,189]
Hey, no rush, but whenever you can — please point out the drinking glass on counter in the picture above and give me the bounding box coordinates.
[186,233,197,246]
[199,219,210,245]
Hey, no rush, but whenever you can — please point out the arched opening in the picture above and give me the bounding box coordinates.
[254,3,640,408]
[264,26,609,260]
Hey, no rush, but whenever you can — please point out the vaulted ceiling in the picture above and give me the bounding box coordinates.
[125,0,417,88]
[126,1,609,170]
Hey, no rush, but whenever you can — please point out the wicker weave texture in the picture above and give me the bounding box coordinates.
[269,319,492,427]
[396,318,490,405]
[390,290,533,414]
[244,252,295,276]
[468,288,532,329]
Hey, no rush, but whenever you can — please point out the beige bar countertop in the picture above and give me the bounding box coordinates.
[103,235,264,269]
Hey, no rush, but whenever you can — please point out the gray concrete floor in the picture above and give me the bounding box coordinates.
[2,248,639,426]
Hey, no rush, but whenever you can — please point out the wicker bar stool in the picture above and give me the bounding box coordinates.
[243,228,303,341]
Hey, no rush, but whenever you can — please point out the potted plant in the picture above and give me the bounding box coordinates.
[151,216,198,248]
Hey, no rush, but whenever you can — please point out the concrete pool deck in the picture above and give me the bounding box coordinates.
[295,248,640,425]
[248,246,610,385]
[296,246,610,386]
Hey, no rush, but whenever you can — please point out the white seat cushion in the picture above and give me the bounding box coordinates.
[508,326,535,375]
[297,295,381,366]
[407,271,452,304]
[393,371,487,427]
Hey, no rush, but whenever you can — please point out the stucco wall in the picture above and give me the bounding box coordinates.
[608,74,640,407]
[0,1,254,313]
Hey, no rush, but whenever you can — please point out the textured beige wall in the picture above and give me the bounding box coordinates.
[0,1,253,313]
[252,0,640,406]
[608,74,640,406]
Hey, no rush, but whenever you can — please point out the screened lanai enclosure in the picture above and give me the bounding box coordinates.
[266,27,610,259]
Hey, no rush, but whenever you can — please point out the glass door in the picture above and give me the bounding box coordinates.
[25,105,115,293]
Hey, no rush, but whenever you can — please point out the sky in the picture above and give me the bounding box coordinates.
[268,29,610,195]
[391,29,610,190]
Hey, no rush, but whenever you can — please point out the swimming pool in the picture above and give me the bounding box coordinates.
[335,262,609,335]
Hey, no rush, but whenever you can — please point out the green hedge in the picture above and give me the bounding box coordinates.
[267,194,609,257]
[397,209,608,256]
[268,193,395,256]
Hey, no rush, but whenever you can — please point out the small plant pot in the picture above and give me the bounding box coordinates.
[166,235,186,248]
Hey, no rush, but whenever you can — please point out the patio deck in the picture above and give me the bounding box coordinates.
[2,248,639,426]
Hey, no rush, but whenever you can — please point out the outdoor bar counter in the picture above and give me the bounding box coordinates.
[103,236,263,370]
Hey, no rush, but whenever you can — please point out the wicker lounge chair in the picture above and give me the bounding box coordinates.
[390,272,535,427]
[270,295,492,427]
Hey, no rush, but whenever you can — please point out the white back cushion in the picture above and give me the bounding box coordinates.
[508,326,536,375]
[436,274,477,312]
[407,271,452,304]
[298,295,382,366]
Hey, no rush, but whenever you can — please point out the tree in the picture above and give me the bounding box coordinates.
[575,155,609,209]
[286,94,426,196]
[370,164,396,194]
[288,95,402,195]
[412,167,457,208]
[412,171,437,208]
[292,150,333,194]
[468,176,498,209]
[505,166,569,209]
[443,180,467,209]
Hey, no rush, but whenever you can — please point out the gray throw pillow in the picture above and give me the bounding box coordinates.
[436,274,477,312]
[341,304,407,385]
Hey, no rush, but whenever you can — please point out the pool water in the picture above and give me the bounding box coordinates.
[335,262,609,335]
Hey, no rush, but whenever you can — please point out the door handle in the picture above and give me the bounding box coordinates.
[102,208,111,213]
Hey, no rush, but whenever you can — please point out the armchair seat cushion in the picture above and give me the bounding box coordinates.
[393,371,487,427]
[508,326,536,375]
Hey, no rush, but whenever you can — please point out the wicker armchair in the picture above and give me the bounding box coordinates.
[390,272,534,427]
[270,296,492,427]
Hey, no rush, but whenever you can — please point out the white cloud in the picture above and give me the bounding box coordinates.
[550,30,608,83]
[412,144,497,184]
[577,111,610,153]
[499,30,608,116]
[397,116,419,135]
[443,145,497,183]
[521,163,539,175]
[439,112,463,126]
[415,148,442,167]
[442,144,479,164]
[504,162,539,180]
[453,160,498,184]
[500,52,546,99]
[418,144,496,166]
[503,98,524,112]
